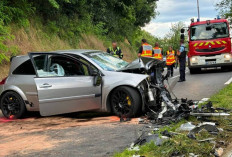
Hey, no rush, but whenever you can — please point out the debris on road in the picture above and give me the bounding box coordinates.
[189,153,199,157]
[117,58,232,156]
[198,138,215,142]
[214,147,224,157]
[187,122,219,139]
[178,122,196,131]
[128,145,140,151]
[133,134,164,146]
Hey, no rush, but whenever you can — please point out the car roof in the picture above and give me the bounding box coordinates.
[9,49,102,74]
[29,49,101,55]
[52,49,100,54]
[12,49,101,59]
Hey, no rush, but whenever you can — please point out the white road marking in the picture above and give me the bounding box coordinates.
[225,77,232,85]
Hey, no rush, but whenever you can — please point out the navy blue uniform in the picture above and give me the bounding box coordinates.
[178,44,186,81]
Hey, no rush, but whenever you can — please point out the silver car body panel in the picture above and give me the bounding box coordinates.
[34,76,101,116]
[0,50,148,116]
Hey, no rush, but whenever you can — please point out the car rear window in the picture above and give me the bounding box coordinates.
[12,60,36,75]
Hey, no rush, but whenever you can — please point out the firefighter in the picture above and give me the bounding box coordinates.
[177,39,187,82]
[138,39,153,57]
[166,46,176,77]
[153,42,163,60]
[107,41,123,59]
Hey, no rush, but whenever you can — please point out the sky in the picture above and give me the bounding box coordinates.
[143,0,221,38]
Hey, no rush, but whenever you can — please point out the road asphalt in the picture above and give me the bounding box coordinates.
[0,68,232,157]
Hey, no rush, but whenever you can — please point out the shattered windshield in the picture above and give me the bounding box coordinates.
[190,22,229,40]
[83,51,129,71]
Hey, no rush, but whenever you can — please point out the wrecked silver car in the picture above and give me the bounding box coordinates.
[0,50,171,119]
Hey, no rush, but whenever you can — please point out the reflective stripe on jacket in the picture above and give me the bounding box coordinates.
[141,43,153,57]
[166,50,176,65]
[153,47,163,60]
[109,47,123,58]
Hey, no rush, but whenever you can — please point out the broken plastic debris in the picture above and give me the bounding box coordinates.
[128,145,140,151]
[198,138,215,142]
[134,134,164,146]
[187,123,219,139]
[178,122,196,131]
[153,128,159,131]
[161,130,173,137]
[138,118,144,123]
[189,153,199,157]
[218,128,224,132]
[214,147,223,157]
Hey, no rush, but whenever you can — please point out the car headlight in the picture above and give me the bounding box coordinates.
[224,54,231,60]
[191,57,197,62]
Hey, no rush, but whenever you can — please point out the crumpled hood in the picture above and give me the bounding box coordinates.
[119,57,165,73]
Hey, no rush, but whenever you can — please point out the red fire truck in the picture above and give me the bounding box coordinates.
[186,18,231,74]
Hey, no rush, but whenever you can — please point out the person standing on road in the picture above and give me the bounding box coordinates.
[166,46,176,77]
[138,39,153,57]
[174,50,179,69]
[107,41,123,59]
[153,42,163,61]
[177,39,187,82]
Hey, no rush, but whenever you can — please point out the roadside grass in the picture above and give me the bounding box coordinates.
[114,84,232,157]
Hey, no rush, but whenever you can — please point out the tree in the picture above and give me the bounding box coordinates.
[153,22,186,56]
[216,0,232,23]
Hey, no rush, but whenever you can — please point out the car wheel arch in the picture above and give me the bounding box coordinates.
[106,85,143,113]
[0,89,28,111]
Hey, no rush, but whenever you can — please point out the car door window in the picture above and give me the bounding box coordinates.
[32,54,89,77]
[69,54,99,74]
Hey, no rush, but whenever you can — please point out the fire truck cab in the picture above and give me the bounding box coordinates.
[187,18,232,74]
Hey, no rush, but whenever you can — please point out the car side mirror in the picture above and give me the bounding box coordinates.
[89,67,102,86]
[91,70,99,76]
[89,67,99,76]
[94,75,102,86]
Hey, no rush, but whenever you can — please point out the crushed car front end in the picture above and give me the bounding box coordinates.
[119,57,179,120]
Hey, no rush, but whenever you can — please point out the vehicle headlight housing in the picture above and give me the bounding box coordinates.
[224,54,231,60]
[191,57,197,63]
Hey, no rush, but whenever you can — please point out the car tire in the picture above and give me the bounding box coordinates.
[110,86,141,118]
[189,68,200,74]
[0,91,26,119]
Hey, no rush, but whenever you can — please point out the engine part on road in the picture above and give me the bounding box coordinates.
[190,112,230,117]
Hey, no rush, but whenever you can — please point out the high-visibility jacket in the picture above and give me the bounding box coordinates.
[153,47,163,60]
[108,47,123,58]
[166,50,176,65]
[141,43,153,57]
